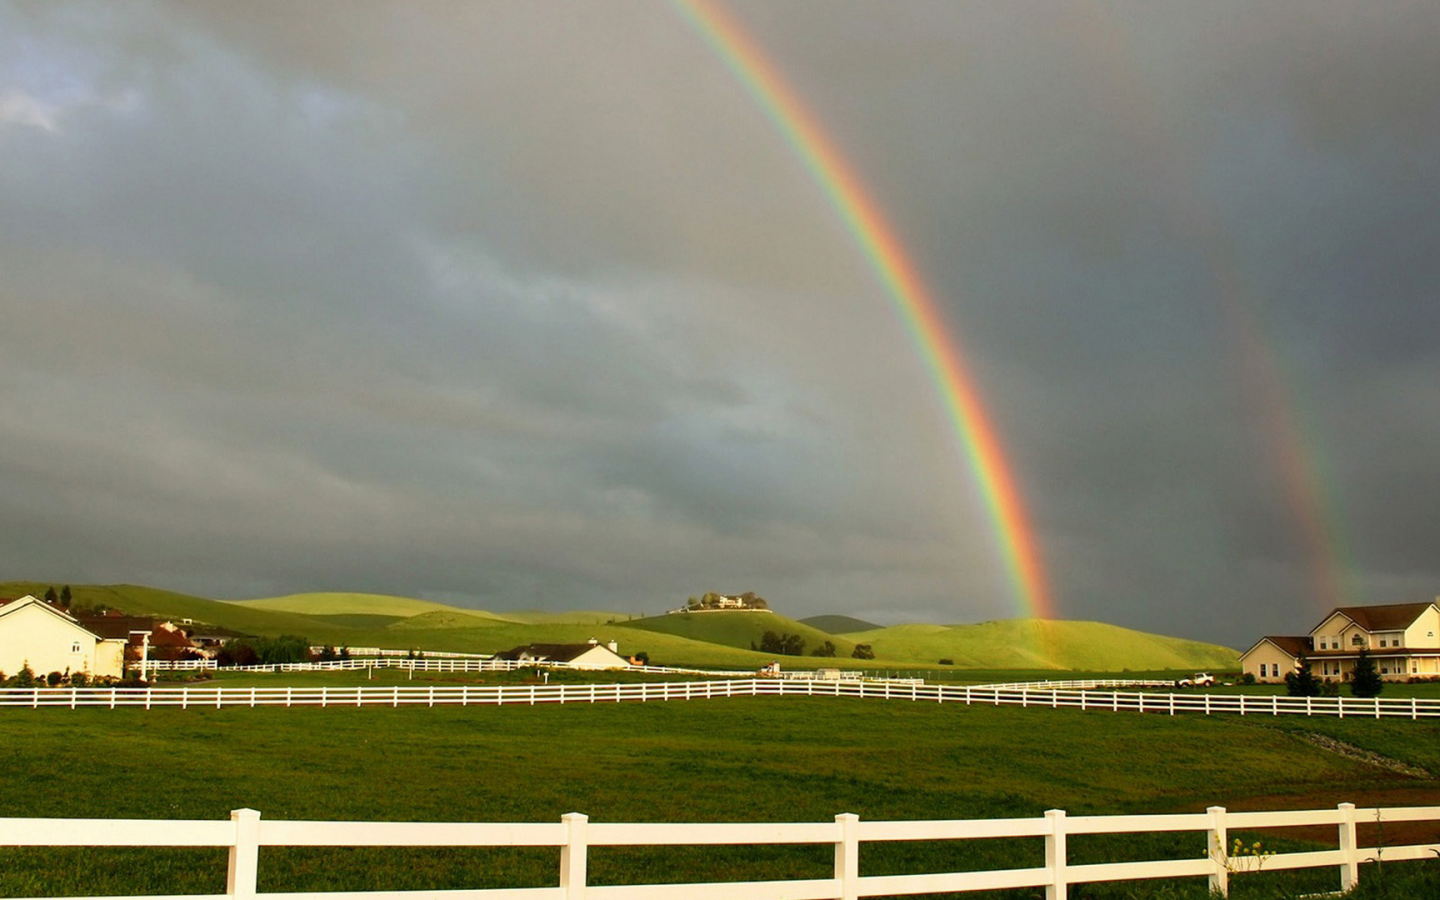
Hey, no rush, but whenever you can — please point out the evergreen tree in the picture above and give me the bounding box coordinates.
[1350,648,1383,697]
[60,585,72,608]
[1284,651,1320,696]
[43,586,58,605]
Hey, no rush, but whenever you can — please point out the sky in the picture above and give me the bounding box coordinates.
[1,1,1437,648]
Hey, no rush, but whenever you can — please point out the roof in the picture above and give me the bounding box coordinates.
[74,615,155,641]
[0,595,115,642]
[499,643,623,663]
[1243,635,1312,658]
[1315,602,1437,634]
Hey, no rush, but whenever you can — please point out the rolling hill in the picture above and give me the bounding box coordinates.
[799,614,880,634]
[233,592,512,621]
[622,610,856,656]
[840,619,1237,671]
[0,581,1237,671]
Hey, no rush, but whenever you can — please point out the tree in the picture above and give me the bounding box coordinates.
[60,585,72,609]
[1284,651,1320,697]
[1350,648,1383,697]
[810,641,837,658]
[851,643,875,660]
[759,631,805,656]
[43,587,58,606]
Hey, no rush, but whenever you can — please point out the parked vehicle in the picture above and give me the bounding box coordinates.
[1174,672,1215,688]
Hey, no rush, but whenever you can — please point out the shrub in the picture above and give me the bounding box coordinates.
[9,664,36,688]
[1240,672,1256,685]
[938,658,954,666]
[46,671,64,687]
[69,671,89,687]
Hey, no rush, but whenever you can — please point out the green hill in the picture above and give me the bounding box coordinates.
[1,581,1236,672]
[501,610,636,625]
[800,614,880,634]
[234,592,512,621]
[622,611,856,656]
[386,610,516,631]
[841,619,1237,671]
[0,582,337,639]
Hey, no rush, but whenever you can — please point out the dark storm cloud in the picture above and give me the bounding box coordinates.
[1,0,1436,646]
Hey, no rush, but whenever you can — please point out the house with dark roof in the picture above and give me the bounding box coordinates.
[496,639,630,670]
[1241,600,1440,683]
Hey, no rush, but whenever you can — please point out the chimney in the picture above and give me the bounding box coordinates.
[607,640,618,654]
[588,637,598,646]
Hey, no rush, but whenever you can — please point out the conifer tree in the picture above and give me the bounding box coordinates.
[1350,648,1383,698]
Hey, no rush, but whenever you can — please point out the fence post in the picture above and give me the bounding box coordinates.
[560,812,588,900]
[1045,809,1067,900]
[835,813,859,900]
[1207,806,1228,897]
[227,808,261,900]
[1337,802,1359,892]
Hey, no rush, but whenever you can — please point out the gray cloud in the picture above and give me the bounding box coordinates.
[1,0,1436,647]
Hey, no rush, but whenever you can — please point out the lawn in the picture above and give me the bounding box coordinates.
[3,693,1438,898]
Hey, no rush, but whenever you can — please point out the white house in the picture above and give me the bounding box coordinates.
[497,639,631,670]
[0,595,126,680]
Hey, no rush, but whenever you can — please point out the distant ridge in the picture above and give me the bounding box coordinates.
[800,614,880,634]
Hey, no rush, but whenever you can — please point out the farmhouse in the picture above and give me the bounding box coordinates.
[1241,600,1440,683]
[496,639,631,670]
[0,595,127,680]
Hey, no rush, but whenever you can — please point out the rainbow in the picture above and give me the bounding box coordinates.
[672,0,1055,619]
[1061,6,1356,611]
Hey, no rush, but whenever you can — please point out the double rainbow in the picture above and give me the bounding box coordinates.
[672,0,1055,619]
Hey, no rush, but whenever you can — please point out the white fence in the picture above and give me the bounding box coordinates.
[3,678,1440,719]
[146,657,924,681]
[1,803,1434,899]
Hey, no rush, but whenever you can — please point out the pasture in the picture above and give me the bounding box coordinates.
[4,691,1439,898]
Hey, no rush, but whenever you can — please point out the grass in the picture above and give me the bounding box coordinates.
[841,619,1239,671]
[623,610,856,655]
[231,592,481,618]
[2,694,1437,898]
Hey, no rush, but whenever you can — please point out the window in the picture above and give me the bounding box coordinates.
[71,641,81,653]
[1352,634,1365,646]
[1380,639,1388,647]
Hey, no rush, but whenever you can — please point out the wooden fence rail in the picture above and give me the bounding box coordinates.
[1,803,1434,899]
[1,679,1438,719]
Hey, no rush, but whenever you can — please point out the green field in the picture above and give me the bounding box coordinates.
[0,582,1241,674]
[2,695,1437,899]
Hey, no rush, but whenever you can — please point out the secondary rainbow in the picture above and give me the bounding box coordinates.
[672,0,1055,619]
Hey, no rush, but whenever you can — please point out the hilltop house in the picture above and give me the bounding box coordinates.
[0,595,127,680]
[1240,600,1440,683]
[669,591,771,614]
[496,639,631,670]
